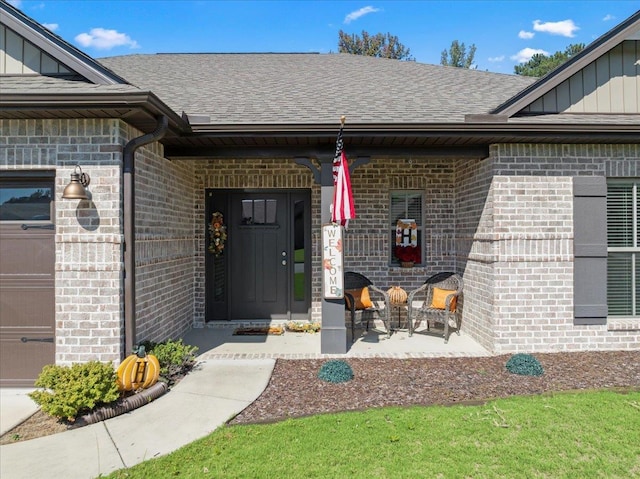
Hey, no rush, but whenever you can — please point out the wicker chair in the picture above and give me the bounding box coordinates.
[407,272,463,343]
[344,272,391,342]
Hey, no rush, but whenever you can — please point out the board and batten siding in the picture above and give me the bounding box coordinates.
[523,40,640,114]
[0,23,71,75]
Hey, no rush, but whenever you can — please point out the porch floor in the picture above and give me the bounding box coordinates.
[181,321,491,360]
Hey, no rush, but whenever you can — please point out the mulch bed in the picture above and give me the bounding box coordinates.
[229,350,640,425]
[3,350,639,444]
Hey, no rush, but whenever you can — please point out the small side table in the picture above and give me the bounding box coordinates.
[387,286,408,331]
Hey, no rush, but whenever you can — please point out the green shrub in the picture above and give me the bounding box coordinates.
[29,361,120,421]
[505,353,544,377]
[318,359,354,383]
[139,339,198,386]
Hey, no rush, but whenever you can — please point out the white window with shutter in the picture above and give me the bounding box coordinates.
[390,191,423,265]
[607,181,640,317]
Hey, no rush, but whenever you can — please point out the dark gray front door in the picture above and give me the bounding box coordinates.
[230,192,290,319]
[205,189,310,321]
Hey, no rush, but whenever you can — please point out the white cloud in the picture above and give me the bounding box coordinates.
[344,6,380,24]
[533,19,579,37]
[488,55,505,62]
[518,30,534,39]
[75,28,140,50]
[7,0,22,7]
[602,14,615,21]
[511,47,549,63]
[42,23,59,32]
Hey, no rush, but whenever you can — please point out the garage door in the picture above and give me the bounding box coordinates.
[0,173,55,387]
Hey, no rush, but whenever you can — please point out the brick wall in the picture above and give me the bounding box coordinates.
[3,117,638,359]
[1,118,125,364]
[455,156,496,350]
[0,119,199,366]
[459,143,640,353]
[133,137,196,345]
[489,176,575,353]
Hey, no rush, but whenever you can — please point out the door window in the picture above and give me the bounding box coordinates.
[241,199,277,225]
[0,184,53,221]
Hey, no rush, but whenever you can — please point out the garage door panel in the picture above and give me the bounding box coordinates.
[0,333,55,387]
[0,231,55,275]
[0,285,55,329]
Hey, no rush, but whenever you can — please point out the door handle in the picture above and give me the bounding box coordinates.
[21,337,54,343]
[21,224,55,230]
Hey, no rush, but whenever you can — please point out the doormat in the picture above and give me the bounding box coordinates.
[232,326,285,336]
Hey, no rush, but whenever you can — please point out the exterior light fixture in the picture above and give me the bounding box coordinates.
[62,165,91,200]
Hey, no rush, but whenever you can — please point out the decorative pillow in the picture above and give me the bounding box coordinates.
[430,287,457,311]
[345,287,373,310]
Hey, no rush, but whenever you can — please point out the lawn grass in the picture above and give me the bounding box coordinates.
[104,390,640,479]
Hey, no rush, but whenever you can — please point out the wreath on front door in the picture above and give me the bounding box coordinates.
[208,212,227,256]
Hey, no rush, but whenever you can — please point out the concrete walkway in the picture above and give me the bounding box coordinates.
[0,325,490,478]
[0,359,275,479]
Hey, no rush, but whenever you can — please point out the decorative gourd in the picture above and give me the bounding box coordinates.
[116,345,160,391]
[387,286,408,304]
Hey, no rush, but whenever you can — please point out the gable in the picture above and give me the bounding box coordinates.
[0,1,128,85]
[521,40,639,114]
[493,10,640,118]
[0,23,73,75]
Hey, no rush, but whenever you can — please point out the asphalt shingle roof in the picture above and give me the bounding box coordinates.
[98,53,536,125]
[0,75,142,95]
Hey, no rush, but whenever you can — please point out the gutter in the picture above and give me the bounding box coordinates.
[186,121,640,135]
[123,115,168,357]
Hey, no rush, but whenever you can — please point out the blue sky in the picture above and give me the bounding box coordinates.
[8,0,640,73]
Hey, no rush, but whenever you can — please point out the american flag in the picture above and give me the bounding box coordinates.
[331,120,355,226]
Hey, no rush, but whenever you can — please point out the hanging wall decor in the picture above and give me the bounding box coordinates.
[395,218,417,246]
[208,211,227,256]
[394,218,420,266]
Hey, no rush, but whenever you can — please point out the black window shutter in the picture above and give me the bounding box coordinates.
[573,176,607,325]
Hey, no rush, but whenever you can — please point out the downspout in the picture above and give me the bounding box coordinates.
[123,115,169,357]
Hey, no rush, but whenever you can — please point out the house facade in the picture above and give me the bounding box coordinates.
[1,1,639,386]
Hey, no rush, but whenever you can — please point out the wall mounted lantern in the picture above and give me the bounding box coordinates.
[62,165,91,200]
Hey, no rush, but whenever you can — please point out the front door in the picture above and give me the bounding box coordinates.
[205,189,311,321]
[0,173,56,386]
[231,192,288,318]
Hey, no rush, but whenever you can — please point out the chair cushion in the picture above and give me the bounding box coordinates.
[345,287,373,310]
[430,287,457,311]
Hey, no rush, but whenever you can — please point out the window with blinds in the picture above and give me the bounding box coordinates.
[390,191,423,265]
[607,181,639,317]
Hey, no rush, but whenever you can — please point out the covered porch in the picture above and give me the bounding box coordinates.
[181,319,490,360]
